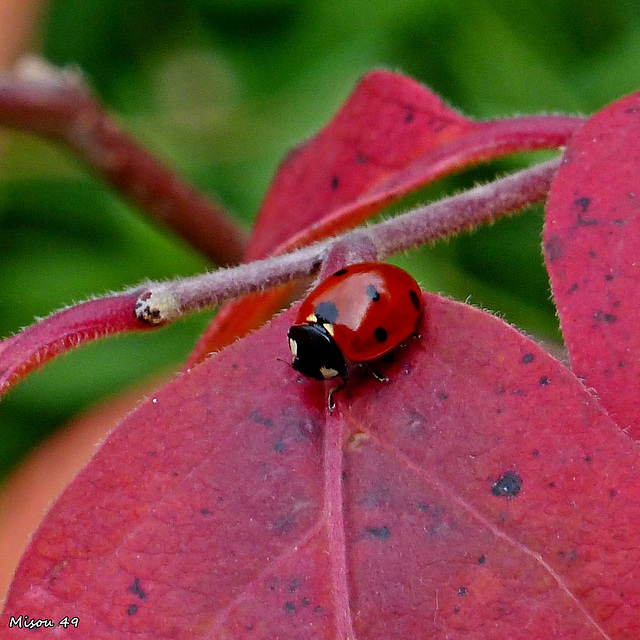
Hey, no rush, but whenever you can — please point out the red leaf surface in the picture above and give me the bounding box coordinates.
[188,70,580,365]
[4,294,639,638]
[0,290,154,398]
[544,91,640,438]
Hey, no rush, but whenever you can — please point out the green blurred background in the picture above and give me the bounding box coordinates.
[1,0,639,478]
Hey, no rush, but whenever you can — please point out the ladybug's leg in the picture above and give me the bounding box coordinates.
[371,369,390,383]
[327,377,346,413]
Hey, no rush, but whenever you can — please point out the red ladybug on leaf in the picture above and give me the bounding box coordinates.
[288,262,423,386]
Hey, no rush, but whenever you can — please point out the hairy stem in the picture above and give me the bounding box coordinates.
[0,57,247,265]
[137,157,561,323]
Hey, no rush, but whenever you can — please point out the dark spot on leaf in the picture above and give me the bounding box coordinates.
[539,376,550,386]
[274,440,286,453]
[314,300,339,324]
[404,107,415,123]
[584,455,592,463]
[454,606,461,614]
[129,577,147,600]
[574,196,591,212]
[330,175,339,190]
[549,482,556,488]
[374,327,388,343]
[366,284,380,302]
[544,234,563,261]
[288,578,302,592]
[618,361,625,368]
[409,289,421,311]
[593,309,617,324]
[625,106,640,113]
[605,274,614,281]
[315,606,324,615]
[610,489,618,498]
[614,300,620,308]
[284,601,296,613]
[246,624,254,631]
[127,604,138,616]
[533,449,540,457]
[250,409,274,427]
[558,549,578,561]
[333,268,348,277]
[568,283,578,293]
[478,555,486,564]
[301,597,311,606]
[491,471,522,499]
[355,152,368,164]
[200,508,211,515]
[437,391,449,401]
[521,353,534,364]
[366,526,390,539]
[588,250,596,258]
[458,587,468,596]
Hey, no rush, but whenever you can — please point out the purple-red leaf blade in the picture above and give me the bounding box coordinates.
[3,294,639,638]
[544,91,640,437]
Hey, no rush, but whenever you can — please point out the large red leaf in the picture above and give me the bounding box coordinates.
[544,91,640,438]
[3,293,638,638]
[188,70,580,364]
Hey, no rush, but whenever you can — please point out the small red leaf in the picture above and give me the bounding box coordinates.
[0,290,154,399]
[4,294,638,638]
[544,91,640,437]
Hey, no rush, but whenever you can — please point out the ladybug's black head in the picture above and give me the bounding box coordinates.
[287,323,346,381]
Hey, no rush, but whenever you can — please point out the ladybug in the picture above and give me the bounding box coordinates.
[288,262,423,383]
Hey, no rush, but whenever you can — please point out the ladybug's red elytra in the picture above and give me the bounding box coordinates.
[288,262,423,382]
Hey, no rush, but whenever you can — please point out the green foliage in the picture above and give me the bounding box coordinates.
[2,0,639,475]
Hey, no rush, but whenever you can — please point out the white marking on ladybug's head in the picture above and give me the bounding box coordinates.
[288,337,298,357]
[322,323,335,337]
[305,313,318,323]
[319,366,340,379]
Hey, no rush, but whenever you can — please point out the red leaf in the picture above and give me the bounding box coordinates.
[4,294,638,638]
[544,91,640,437]
[0,290,154,398]
[188,70,580,364]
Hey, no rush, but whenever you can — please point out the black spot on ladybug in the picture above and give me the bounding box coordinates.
[539,376,550,386]
[458,587,468,596]
[314,300,339,324]
[521,353,534,364]
[332,268,348,277]
[374,327,388,343]
[129,577,147,600]
[491,471,522,499]
[409,289,421,311]
[478,555,486,564]
[365,526,390,539]
[284,601,296,613]
[330,175,339,191]
[366,284,380,302]
[127,604,138,616]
